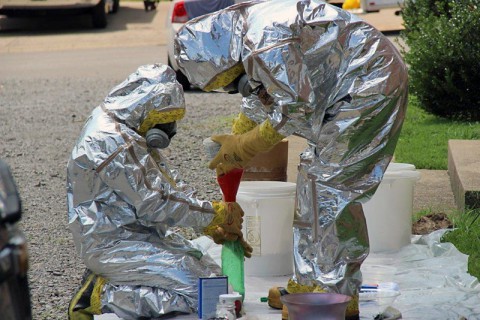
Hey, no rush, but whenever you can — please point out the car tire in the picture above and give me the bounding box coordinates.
[111,0,120,13]
[92,0,108,29]
[168,57,191,91]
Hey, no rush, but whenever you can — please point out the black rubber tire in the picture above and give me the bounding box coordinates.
[92,0,107,29]
[168,57,191,91]
[111,0,119,13]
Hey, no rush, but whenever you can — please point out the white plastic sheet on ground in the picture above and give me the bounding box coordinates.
[361,229,480,319]
[97,230,480,320]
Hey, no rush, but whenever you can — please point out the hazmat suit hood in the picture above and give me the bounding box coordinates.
[103,64,186,134]
[174,3,245,91]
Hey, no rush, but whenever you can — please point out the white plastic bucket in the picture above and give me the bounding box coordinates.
[362,163,421,253]
[236,181,296,276]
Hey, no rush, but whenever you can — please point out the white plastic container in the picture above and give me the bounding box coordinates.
[362,163,421,253]
[236,181,296,276]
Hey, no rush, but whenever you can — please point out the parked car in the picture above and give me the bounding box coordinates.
[359,0,404,13]
[0,159,32,320]
[0,0,119,29]
[167,0,244,90]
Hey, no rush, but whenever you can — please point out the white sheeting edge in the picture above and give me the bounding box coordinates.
[97,230,480,319]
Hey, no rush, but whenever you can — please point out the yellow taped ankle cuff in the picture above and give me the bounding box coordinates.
[346,294,359,315]
[286,279,327,294]
[89,276,106,315]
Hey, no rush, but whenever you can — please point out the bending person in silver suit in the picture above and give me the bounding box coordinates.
[174,1,408,318]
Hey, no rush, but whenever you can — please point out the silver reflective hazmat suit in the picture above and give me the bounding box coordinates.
[67,64,221,319]
[175,0,408,299]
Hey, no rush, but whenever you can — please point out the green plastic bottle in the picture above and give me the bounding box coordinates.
[216,168,246,300]
[221,240,245,300]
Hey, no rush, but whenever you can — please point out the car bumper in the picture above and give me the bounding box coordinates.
[167,22,184,71]
[0,0,101,10]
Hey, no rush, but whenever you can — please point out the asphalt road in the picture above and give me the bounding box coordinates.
[0,1,405,81]
[0,1,170,81]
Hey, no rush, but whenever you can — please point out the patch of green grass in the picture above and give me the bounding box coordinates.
[395,96,480,280]
[394,96,480,170]
[441,209,480,280]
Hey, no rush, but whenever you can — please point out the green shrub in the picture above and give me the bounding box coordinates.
[401,0,480,120]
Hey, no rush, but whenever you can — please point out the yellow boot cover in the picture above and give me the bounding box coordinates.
[268,279,328,320]
[345,293,360,320]
[268,279,328,309]
[286,278,328,294]
[68,272,106,320]
[287,279,360,319]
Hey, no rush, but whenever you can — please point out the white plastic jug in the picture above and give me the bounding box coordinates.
[362,163,421,253]
[236,181,296,276]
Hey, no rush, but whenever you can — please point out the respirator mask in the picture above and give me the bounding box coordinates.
[223,74,253,97]
[145,122,177,149]
[223,74,274,106]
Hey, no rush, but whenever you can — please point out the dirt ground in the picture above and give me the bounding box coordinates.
[411,169,457,234]
[412,212,453,235]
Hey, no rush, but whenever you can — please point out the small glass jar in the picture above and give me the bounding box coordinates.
[216,301,236,320]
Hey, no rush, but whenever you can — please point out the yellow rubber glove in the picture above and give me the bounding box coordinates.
[204,201,253,258]
[209,119,285,173]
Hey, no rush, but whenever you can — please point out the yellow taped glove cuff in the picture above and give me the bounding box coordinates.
[203,201,226,237]
[242,119,285,157]
[258,119,285,148]
[209,119,285,172]
[231,113,257,135]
